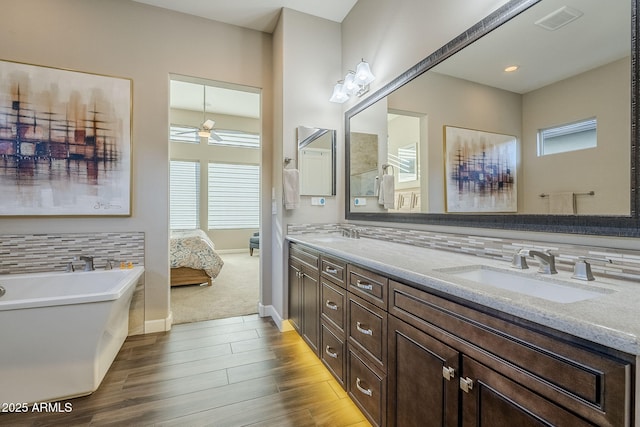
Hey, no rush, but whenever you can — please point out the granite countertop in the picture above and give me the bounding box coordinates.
[287,233,640,356]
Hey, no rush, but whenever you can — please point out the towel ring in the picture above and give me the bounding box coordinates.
[382,163,395,175]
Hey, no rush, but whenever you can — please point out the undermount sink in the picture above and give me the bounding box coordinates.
[440,266,612,303]
[310,236,351,243]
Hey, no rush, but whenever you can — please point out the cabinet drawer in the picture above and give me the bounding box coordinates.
[348,264,388,309]
[321,323,346,389]
[321,280,346,334]
[348,346,386,427]
[389,280,632,427]
[321,255,347,287]
[289,243,319,269]
[348,293,387,371]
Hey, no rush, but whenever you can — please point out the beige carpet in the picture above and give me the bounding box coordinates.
[171,251,259,324]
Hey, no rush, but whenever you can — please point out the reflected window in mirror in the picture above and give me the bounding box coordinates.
[297,126,336,196]
[537,118,597,156]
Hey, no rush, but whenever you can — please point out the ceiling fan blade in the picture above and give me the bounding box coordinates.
[209,130,223,142]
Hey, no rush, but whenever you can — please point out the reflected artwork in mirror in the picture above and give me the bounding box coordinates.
[345,0,640,236]
[297,126,336,196]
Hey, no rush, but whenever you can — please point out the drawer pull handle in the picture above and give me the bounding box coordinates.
[325,267,338,274]
[355,280,373,291]
[356,377,373,396]
[442,366,455,381]
[325,300,339,311]
[460,377,474,393]
[356,321,373,336]
[325,346,338,359]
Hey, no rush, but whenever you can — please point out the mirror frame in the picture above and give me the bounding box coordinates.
[345,0,640,237]
[297,126,337,196]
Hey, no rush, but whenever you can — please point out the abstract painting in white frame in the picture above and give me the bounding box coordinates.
[0,59,132,216]
[444,125,517,213]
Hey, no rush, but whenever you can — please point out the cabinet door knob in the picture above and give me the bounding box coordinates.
[325,300,339,311]
[325,267,338,274]
[460,377,474,393]
[442,366,455,381]
[356,377,373,396]
[325,346,338,359]
[355,280,373,291]
[356,321,373,336]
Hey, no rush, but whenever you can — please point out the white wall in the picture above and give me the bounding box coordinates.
[0,0,273,331]
[521,57,630,215]
[270,9,343,325]
[341,0,511,101]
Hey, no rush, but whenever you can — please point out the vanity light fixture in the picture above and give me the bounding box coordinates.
[330,59,375,103]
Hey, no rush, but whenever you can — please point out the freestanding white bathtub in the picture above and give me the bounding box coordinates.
[0,266,144,404]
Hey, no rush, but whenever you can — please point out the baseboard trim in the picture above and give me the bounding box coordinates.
[145,312,173,333]
[258,303,293,332]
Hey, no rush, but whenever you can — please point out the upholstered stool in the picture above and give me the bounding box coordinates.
[249,232,259,256]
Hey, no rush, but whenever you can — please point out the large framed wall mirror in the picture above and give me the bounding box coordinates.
[345,0,640,237]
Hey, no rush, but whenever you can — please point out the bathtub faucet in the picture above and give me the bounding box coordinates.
[74,256,95,271]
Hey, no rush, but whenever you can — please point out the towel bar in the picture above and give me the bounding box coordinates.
[539,191,594,198]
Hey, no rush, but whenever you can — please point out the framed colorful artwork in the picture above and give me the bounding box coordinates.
[444,126,517,213]
[0,59,132,216]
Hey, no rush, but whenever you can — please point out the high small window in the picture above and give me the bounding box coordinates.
[169,125,200,144]
[170,160,200,229]
[208,163,260,229]
[538,118,597,156]
[208,129,261,149]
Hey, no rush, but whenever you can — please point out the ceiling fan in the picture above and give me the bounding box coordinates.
[176,85,223,142]
[197,118,223,142]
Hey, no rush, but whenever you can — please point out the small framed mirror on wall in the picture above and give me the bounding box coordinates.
[297,126,336,196]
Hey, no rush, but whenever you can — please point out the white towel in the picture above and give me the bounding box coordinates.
[283,168,300,210]
[378,174,395,209]
[549,192,576,215]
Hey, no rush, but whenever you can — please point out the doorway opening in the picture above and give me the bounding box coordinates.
[168,75,261,324]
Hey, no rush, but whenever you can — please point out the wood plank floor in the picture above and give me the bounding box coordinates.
[0,315,370,427]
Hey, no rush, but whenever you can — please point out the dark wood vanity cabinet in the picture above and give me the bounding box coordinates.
[287,243,635,427]
[387,315,459,427]
[389,280,633,427]
[288,243,320,355]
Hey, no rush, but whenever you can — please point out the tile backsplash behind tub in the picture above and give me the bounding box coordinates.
[0,232,145,335]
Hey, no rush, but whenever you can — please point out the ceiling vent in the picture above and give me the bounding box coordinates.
[534,6,583,31]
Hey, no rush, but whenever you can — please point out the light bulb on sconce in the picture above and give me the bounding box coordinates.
[329,59,375,103]
[329,80,350,103]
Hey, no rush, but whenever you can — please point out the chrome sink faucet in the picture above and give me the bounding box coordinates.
[515,249,557,274]
[572,256,612,281]
[74,255,95,271]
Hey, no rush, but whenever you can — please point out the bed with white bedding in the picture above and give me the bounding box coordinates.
[170,229,224,286]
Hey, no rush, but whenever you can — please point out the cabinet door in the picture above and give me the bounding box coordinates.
[388,316,459,427]
[301,267,319,355]
[460,356,594,427]
[288,261,302,333]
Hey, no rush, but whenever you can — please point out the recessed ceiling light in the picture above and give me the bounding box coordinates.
[504,65,519,73]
